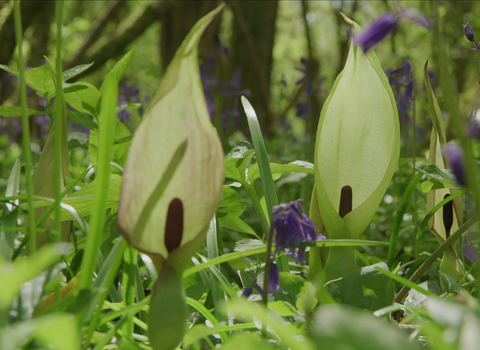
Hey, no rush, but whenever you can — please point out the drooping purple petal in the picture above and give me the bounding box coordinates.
[443,143,466,187]
[353,12,398,52]
[268,262,280,294]
[399,8,433,29]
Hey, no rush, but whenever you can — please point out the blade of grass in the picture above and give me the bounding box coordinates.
[14,0,36,253]
[79,74,118,291]
[122,246,137,341]
[54,1,64,241]
[183,239,388,278]
[241,96,289,272]
[387,172,423,269]
[395,217,477,303]
[186,297,228,343]
[205,216,225,322]
[82,237,128,348]
[241,96,278,220]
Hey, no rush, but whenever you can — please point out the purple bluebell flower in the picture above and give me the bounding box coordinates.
[443,143,466,187]
[385,60,414,125]
[268,262,280,294]
[464,245,478,263]
[462,23,480,51]
[398,8,433,29]
[468,111,480,139]
[242,286,253,298]
[273,200,324,265]
[353,12,398,52]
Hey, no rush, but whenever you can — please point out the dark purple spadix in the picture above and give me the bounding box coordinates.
[164,198,184,253]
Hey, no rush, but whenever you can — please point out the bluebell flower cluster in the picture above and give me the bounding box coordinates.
[273,200,324,265]
[294,58,325,119]
[199,42,251,132]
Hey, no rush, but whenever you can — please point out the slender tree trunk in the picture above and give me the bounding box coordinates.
[228,0,279,133]
[159,1,221,70]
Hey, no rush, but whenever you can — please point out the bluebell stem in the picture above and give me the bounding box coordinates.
[273,200,324,265]
[462,23,480,51]
[443,143,466,187]
[353,12,398,52]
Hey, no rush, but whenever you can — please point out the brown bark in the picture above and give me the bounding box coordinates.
[159,1,221,70]
[66,2,172,80]
[228,0,278,133]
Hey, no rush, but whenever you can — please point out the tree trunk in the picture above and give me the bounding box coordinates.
[228,0,279,133]
[159,1,221,70]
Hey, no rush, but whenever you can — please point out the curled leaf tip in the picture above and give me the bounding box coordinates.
[164,198,184,253]
[340,12,354,25]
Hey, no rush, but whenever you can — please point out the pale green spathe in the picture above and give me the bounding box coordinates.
[314,18,400,241]
[118,6,224,266]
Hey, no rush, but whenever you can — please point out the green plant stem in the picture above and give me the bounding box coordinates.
[122,246,137,341]
[245,183,270,238]
[53,1,64,240]
[79,75,118,291]
[14,1,36,253]
[395,217,477,303]
[323,245,356,281]
[262,223,275,308]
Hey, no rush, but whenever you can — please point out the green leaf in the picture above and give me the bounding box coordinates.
[66,110,98,130]
[387,172,423,268]
[421,178,458,192]
[218,186,257,237]
[63,62,94,81]
[50,174,122,221]
[248,161,313,184]
[64,82,100,116]
[418,164,460,188]
[101,48,134,91]
[324,262,395,311]
[310,304,422,350]
[0,243,72,308]
[1,159,21,260]
[268,301,299,316]
[225,298,314,350]
[241,96,278,219]
[276,272,306,305]
[0,106,44,117]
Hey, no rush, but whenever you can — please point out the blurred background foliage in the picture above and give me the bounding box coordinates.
[0,0,479,267]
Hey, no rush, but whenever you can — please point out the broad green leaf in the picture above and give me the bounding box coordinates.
[89,118,132,172]
[248,161,313,184]
[118,6,224,270]
[310,305,422,350]
[66,110,98,130]
[50,174,122,221]
[30,313,80,350]
[62,62,94,81]
[276,272,306,305]
[0,106,44,117]
[268,300,299,316]
[418,164,460,188]
[225,298,314,350]
[324,262,395,311]
[218,186,257,236]
[0,244,71,308]
[64,82,100,116]
[421,178,458,192]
